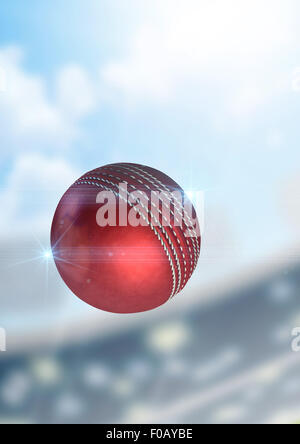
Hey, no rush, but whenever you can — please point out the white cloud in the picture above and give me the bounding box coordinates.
[102,26,173,104]
[266,129,284,150]
[56,64,97,119]
[0,46,101,239]
[0,153,79,237]
[280,173,300,235]
[227,86,266,118]
[101,0,293,109]
[0,47,97,153]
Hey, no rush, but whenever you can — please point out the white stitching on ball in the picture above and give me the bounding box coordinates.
[118,164,200,272]
[110,164,199,281]
[98,168,190,292]
[81,175,183,296]
[74,180,177,299]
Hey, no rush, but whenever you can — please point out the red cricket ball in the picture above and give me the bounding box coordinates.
[51,163,201,314]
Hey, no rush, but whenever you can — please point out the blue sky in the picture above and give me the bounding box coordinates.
[0,0,158,81]
[1,0,300,283]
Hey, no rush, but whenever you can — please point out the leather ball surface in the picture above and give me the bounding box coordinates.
[51,163,201,313]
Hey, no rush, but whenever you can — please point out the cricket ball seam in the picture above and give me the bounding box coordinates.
[88,169,189,290]
[108,164,198,278]
[80,175,183,296]
[74,180,178,299]
[105,165,195,281]
[101,167,193,290]
[118,163,200,263]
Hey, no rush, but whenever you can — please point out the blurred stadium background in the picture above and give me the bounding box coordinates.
[1,243,300,424]
[1,0,300,424]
